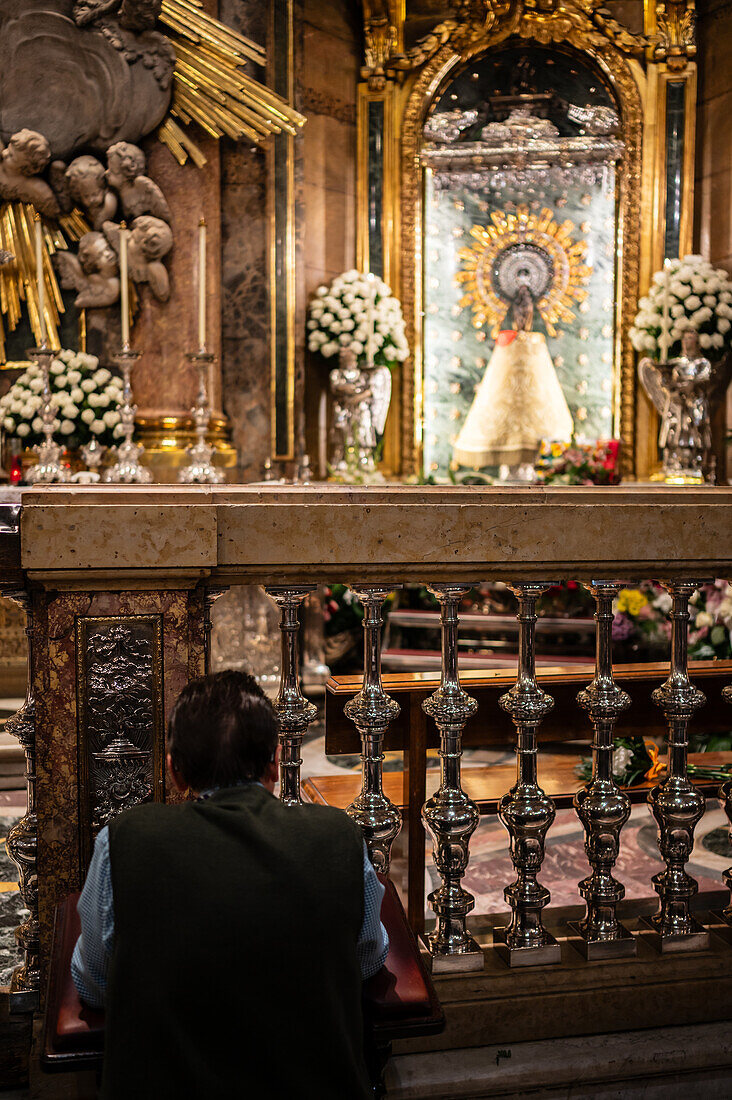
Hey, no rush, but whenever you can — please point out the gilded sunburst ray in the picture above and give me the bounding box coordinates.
[456,206,592,337]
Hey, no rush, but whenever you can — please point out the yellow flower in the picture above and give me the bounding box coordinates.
[617,588,648,616]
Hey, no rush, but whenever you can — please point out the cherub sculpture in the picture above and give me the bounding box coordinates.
[74,0,162,33]
[0,130,59,218]
[639,328,730,482]
[65,155,118,230]
[54,231,120,310]
[106,142,170,223]
[104,215,173,301]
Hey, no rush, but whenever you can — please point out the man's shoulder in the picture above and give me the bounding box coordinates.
[265,792,363,843]
[107,797,187,840]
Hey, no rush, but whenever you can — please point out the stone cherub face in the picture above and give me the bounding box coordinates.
[66,155,108,208]
[78,232,118,277]
[106,142,146,186]
[132,215,172,260]
[2,129,52,177]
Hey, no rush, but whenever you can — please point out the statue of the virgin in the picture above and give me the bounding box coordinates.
[453,284,574,479]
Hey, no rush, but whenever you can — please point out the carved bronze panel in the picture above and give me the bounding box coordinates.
[76,615,164,870]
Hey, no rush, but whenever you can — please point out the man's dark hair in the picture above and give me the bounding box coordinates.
[167,670,278,792]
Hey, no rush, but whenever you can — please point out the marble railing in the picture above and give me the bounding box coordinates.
[3,484,732,1001]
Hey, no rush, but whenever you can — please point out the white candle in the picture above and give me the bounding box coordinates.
[198,218,207,351]
[658,258,672,362]
[365,272,376,365]
[120,222,129,347]
[318,387,327,477]
[35,215,47,346]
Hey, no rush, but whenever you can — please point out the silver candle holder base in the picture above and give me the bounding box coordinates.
[638,914,710,954]
[103,348,152,485]
[566,919,636,960]
[179,352,224,485]
[24,347,69,485]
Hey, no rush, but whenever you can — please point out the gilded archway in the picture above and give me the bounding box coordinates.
[397,3,646,477]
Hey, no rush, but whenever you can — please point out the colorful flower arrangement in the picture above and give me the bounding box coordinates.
[611,580,732,660]
[307,270,409,366]
[0,349,124,450]
[629,255,732,359]
[536,438,621,485]
[577,736,656,787]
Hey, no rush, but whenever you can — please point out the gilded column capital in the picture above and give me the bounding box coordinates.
[653,0,696,71]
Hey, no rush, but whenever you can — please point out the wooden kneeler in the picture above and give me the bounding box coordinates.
[43,884,444,1093]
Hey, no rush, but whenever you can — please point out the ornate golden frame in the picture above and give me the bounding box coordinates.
[397,9,646,477]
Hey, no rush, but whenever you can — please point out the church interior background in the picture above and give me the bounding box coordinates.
[2,0,732,1095]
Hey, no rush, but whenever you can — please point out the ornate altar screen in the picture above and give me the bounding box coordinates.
[420,43,621,478]
[357,0,699,481]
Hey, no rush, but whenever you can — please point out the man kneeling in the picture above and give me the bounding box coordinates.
[72,671,388,1099]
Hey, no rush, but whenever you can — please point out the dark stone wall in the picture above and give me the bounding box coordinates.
[219,1,270,481]
[695,0,732,477]
[695,0,732,273]
[217,0,360,480]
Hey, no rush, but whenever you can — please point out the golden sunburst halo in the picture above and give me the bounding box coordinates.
[455,206,592,338]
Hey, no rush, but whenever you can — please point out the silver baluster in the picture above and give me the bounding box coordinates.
[494,582,561,966]
[645,580,710,951]
[422,584,483,972]
[204,587,228,675]
[717,683,732,923]
[345,585,402,873]
[4,589,40,1011]
[265,587,317,806]
[568,581,635,958]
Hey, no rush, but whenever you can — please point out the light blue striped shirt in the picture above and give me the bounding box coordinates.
[72,807,389,1008]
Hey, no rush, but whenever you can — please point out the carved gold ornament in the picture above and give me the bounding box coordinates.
[653,0,696,72]
[456,207,592,337]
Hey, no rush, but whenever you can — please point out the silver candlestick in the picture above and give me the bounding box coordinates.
[179,351,224,484]
[78,438,106,484]
[103,348,152,484]
[24,346,69,485]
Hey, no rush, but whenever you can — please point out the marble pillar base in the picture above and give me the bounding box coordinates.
[33,585,206,989]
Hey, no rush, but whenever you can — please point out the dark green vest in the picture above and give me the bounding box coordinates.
[103,784,371,1100]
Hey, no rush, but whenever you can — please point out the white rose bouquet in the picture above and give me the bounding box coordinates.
[0,349,124,450]
[307,270,409,366]
[630,255,732,359]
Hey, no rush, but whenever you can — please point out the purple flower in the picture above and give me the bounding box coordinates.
[612,612,635,641]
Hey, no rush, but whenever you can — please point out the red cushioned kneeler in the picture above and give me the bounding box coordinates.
[43,892,104,1071]
[43,880,444,1072]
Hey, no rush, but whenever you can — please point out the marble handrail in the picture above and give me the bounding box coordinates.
[15,484,732,582]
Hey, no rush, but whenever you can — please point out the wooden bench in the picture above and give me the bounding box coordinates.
[313,660,732,932]
[43,887,444,1093]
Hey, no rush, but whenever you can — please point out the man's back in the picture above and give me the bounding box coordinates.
[103,783,372,1100]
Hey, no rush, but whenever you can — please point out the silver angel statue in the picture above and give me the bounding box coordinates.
[329,348,391,481]
[639,329,730,483]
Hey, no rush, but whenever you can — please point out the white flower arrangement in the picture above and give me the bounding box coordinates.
[630,255,732,359]
[0,349,124,449]
[307,270,409,365]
